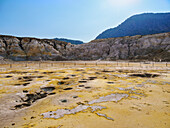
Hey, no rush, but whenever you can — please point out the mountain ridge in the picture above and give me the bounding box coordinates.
[96,12,170,39]
[54,38,83,45]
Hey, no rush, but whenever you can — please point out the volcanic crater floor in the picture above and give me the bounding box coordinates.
[0,66,170,128]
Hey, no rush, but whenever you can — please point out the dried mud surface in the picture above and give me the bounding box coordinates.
[0,63,170,128]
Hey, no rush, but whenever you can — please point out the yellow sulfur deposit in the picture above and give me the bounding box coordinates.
[0,61,169,128]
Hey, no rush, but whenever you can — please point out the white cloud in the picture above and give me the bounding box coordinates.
[101,0,141,8]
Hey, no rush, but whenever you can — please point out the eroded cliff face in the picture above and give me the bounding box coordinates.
[66,32,170,61]
[0,32,170,61]
[0,35,68,61]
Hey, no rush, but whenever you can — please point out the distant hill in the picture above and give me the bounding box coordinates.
[54,38,83,45]
[96,13,170,39]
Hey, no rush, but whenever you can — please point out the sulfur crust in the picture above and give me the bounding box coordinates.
[0,62,169,128]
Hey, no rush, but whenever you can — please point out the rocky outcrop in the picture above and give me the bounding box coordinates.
[0,32,170,61]
[66,32,170,61]
[0,35,68,61]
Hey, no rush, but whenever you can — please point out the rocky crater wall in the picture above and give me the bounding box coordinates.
[0,32,170,61]
[0,35,68,61]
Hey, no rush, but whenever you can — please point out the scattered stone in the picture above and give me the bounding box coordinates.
[79,81,87,83]
[118,70,123,73]
[48,92,56,95]
[23,83,30,86]
[130,106,142,111]
[85,86,91,89]
[76,69,84,71]
[34,71,39,73]
[23,90,28,93]
[71,75,76,77]
[58,81,65,85]
[37,76,44,78]
[31,116,35,119]
[63,77,69,80]
[73,96,78,98]
[63,87,73,90]
[89,77,97,80]
[41,87,55,92]
[130,73,159,78]
[18,76,33,82]
[95,72,101,74]
[14,84,21,86]
[60,99,68,103]
[79,85,84,87]
[77,102,85,105]
[43,72,54,74]
[5,75,13,78]
[23,76,34,79]
[82,79,89,80]
[102,70,113,73]
[107,82,114,84]
[163,101,169,104]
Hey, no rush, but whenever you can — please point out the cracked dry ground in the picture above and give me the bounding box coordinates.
[0,66,170,128]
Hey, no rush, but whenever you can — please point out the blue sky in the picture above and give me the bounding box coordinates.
[0,0,170,42]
